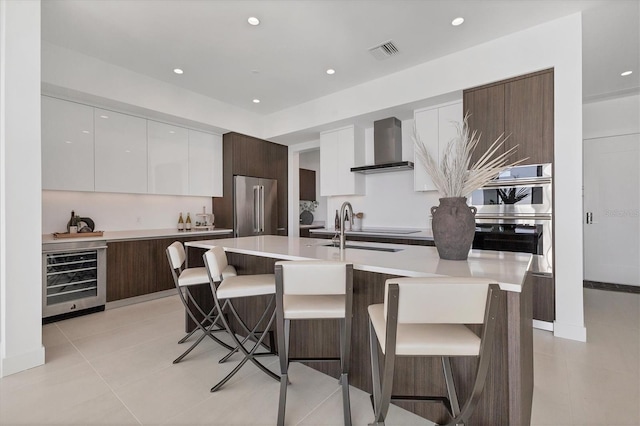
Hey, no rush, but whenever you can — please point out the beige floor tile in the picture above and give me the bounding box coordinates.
[56,295,183,341]
[0,343,86,393]
[44,391,141,425]
[533,352,571,399]
[0,363,112,425]
[298,384,435,426]
[42,323,70,348]
[533,328,566,357]
[71,311,184,361]
[115,360,219,424]
[530,390,573,426]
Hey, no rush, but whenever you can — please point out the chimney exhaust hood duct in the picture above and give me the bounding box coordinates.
[350,117,413,174]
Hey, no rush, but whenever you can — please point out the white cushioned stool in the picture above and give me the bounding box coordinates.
[166,241,235,364]
[275,260,354,426]
[367,277,501,426]
[203,246,279,392]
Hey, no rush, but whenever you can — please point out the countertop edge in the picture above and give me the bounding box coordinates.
[186,237,526,293]
[42,228,234,244]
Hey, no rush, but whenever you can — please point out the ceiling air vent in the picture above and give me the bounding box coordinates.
[368,40,400,60]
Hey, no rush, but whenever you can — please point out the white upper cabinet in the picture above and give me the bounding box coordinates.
[413,101,463,191]
[320,125,365,196]
[94,108,148,194]
[42,97,95,191]
[147,121,189,195]
[188,130,223,196]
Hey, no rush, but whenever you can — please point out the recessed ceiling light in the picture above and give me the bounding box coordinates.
[253,99,261,104]
[99,115,109,119]
[169,130,175,134]
[451,17,464,26]
[248,17,260,26]
[621,70,633,76]
[65,140,72,144]
[81,130,90,134]
[173,68,184,75]
[326,68,336,75]
[125,150,131,153]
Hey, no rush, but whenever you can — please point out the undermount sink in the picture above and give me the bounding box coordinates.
[321,243,403,253]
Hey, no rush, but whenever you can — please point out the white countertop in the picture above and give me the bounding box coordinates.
[42,228,234,244]
[309,227,434,240]
[186,235,531,292]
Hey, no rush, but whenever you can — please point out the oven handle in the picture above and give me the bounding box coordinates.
[481,178,552,187]
[475,214,551,220]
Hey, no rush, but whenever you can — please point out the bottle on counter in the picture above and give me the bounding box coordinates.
[69,210,78,233]
[185,212,192,231]
[178,212,184,231]
[334,210,340,231]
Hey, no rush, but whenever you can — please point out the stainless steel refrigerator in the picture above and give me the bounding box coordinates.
[234,175,278,237]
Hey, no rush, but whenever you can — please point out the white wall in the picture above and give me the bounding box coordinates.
[0,0,45,376]
[42,191,214,233]
[299,149,327,224]
[583,94,640,139]
[273,14,586,341]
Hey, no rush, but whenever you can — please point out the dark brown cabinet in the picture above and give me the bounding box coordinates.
[299,168,316,201]
[464,69,553,165]
[106,233,231,302]
[214,132,288,235]
[525,272,555,322]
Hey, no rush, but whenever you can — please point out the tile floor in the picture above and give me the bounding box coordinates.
[0,288,638,425]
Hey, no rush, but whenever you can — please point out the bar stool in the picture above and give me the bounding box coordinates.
[274,260,354,426]
[203,246,280,392]
[166,241,235,364]
[367,277,500,426]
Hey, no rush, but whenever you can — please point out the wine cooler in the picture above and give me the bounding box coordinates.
[42,240,107,319]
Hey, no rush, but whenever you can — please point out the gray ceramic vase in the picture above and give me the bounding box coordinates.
[431,197,477,260]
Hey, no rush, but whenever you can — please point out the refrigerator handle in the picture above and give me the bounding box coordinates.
[260,185,265,233]
[253,185,260,233]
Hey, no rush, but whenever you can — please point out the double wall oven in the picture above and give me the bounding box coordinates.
[469,163,553,275]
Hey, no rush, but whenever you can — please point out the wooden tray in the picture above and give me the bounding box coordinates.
[53,231,104,239]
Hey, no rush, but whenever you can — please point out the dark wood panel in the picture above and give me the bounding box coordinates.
[528,272,555,322]
[463,84,505,165]
[188,252,533,425]
[541,70,554,164]
[505,70,554,164]
[106,239,155,302]
[299,168,316,201]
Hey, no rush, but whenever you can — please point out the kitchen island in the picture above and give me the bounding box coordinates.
[186,236,533,425]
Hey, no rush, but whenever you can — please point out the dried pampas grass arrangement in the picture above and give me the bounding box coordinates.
[413,113,525,198]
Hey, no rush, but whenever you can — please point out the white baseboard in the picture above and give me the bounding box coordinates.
[553,321,587,342]
[106,289,176,310]
[1,345,45,377]
[533,319,554,331]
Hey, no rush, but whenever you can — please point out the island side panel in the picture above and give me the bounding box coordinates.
[508,275,534,426]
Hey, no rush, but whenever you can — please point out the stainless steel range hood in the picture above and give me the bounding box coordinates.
[350,117,413,174]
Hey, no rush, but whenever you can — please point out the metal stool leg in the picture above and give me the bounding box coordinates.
[210,295,279,392]
[340,318,352,426]
[173,287,233,364]
[277,319,290,426]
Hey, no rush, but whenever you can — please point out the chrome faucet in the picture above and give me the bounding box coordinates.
[339,201,353,250]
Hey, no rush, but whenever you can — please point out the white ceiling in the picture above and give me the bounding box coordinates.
[42,0,639,117]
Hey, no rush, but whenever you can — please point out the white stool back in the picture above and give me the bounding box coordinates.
[384,277,490,324]
[167,241,186,270]
[279,260,348,295]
